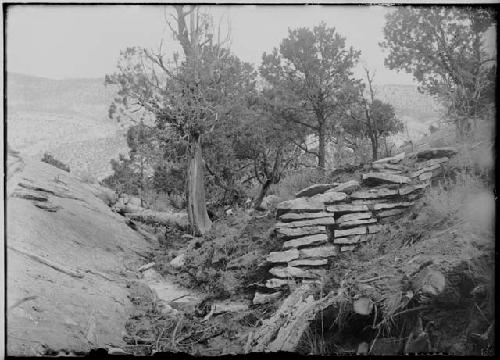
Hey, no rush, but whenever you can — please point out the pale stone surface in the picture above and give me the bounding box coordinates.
[279,211,331,222]
[337,212,372,223]
[275,217,334,229]
[276,226,326,240]
[253,291,282,305]
[373,152,405,164]
[269,266,324,279]
[368,225,383,233]
[326,204,369,214]
[351,188,398,199]
[310,191,348,204]
[415,147,457,160]
[276,198,324,215]
[399,184,428,196]
[333,235,362,245]
[295,183,336,198]
[267,248,300,263]
[331,180,360,194]
[351,199,388,205]
[289,258,328,267]
[169,254,185,269]
[419,172,434,182]
[283,234,328,249]
[334,226,367,237]
[371,202,414,211]
[338,218,377,228]
[299,245,339,259]
[362,172,411,185]
[376,208,405,217]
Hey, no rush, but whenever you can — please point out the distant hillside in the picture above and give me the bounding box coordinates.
[7,73,128,180]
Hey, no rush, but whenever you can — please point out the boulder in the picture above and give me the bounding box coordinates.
[371,202,414,211]
[283,234,328,249]
[351,188,398,199]
[170,253,186,269]
[299,245,338,259]
[399,184,428,196]
[295,184,336,198]
[276,198,324,215]
[373,152,405,164]
[376,208,405,218]
[266,248,300,263]
[279,211,332,222]
[276,217,334,229]
[276,226,326,240]
[338,218,377,228]
[334,226,367,238]
[326,204,369,214]
[415,147,457,161]
[265,278,297,289]
[260,195,280,210]
[288,258,328,267]
[333,235,363,245]
[331,180,360,194]
[310,191,348,204]
[269,266,323,279]
[338,212,372,223]
[362,172,411,186]
[253,291,282,305]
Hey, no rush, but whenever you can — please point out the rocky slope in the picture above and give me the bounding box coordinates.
[6,150,152,355]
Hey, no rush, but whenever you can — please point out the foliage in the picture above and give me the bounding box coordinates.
[380,7,496,128]
[260,22,361,168]
[41,152,70,173]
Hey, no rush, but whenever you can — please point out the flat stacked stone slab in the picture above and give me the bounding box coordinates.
[411,163,442,178]
[275,216,335,228]
[399,183,428,196]
[276,226,327,240]
[333,235,364,245]
[299,245,338,259]
[362,172,411,186]
[372,162,404,171]
[376,208,406,218]
[283,234,328,249]
[338,218,377,228]
[310,191,348,204]
[279,211,331,222]
[295,183,337,198]
[371,202,414,211]
[276,198,324,216]
[351,188,398,199]
[415,147,457,161]
[289,258,328,267]
[326,204,369,214]
[331,180,360,194]
[266,248,300,263]
[269,266,325,279]
[337,212,372,223]
[334,226,367,237]
[373,152,405,164]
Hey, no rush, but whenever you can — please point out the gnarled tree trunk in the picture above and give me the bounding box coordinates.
[187,136,212,236]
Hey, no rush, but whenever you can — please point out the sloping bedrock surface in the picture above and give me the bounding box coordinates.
[6,158,152,356]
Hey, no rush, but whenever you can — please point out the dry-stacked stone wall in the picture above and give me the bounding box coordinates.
[263,147,458,290]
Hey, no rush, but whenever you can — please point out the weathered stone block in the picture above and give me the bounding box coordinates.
[266,248,300,263]
[295,183,337,198]
[310,191,348,204]
[411,163,441,178]
[337,212,372,223]
[338,218,377,228]
[334,226,367,237]
[376,208,405,218]
[373,152,405,164]
[288,258,328,267]
[371,202,414,211]
[279,211,332,222]
[276,198,324,215]
[283,234,328,249]
[299,245,339,259]
[326,204,369,214]
[351,188,398,199]
[331,180,360,194]
[398,184,428,196]
[333,235,363,245]
[362,172,411,186]
[276,226,326,240]
[276,217,335,229]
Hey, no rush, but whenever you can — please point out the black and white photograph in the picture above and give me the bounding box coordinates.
[2,1,497,357]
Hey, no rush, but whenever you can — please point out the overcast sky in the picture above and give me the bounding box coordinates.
[4,4,485,85]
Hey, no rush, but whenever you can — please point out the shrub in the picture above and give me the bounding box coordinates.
[41,152,70,172]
